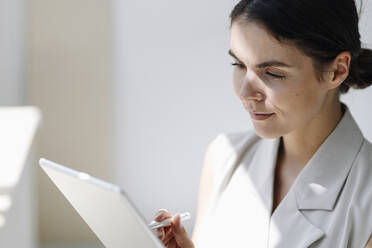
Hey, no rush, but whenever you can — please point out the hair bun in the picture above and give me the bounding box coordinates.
[343,48,372,93]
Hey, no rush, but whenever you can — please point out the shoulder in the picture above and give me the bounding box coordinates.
[204,130,261,185]
[344,138,372,247]
[345,139,372,208]
[348,138,372,186]
[349,138,372,205]
[206,129,260,158]
[357,140,372,247]
[192,129,260,242]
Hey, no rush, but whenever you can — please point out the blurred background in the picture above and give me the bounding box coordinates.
[0,0,371,247]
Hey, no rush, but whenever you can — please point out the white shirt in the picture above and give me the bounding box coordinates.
[195,104,372,248]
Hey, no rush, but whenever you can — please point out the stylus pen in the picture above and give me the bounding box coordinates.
[149,212,191,230]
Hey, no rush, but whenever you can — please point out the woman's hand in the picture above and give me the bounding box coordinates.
[154,209,195,248]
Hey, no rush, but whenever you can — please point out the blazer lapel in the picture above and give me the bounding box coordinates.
[269,103,364,247]
[264,134,326,248]
[250,136,281,213]
[294,105,364,211]
[268,188,325,248]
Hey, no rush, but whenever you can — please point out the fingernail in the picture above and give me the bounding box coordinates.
[174,213,180,223]
[155,212,163,218]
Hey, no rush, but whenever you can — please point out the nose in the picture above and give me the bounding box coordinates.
[237,78,264,102]
[239,90,264,101]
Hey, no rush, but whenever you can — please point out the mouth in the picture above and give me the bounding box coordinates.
[249,112,275,121]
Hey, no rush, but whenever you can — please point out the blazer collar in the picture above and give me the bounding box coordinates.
[254,103,364,212]
[293,103,364,210]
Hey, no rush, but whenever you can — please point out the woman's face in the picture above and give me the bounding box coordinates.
[229,21,330,138]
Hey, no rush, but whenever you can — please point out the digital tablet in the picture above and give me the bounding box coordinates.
[39,158,165,248]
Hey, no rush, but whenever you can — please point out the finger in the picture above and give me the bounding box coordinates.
[154,209,170,220]
[165,237,176,248]
[161,226,174,245]
[164,236,173,247]
[170,239,178,248]
[170,214,182,235]
[155,227,165,240]
[163,225,171,236]
[157,225,170,232]
[155,209,172,221]
[171,214,193,247]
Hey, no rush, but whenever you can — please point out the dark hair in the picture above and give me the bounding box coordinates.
[230,0,372,94]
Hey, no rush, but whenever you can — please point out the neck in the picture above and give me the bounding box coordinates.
[280,96,344,169]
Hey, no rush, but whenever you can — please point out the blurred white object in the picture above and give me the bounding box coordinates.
[0,195,12,212]
[0,215,5,227]
[0,106,41,248]
[0,106,41,230]
[0,107,41,193]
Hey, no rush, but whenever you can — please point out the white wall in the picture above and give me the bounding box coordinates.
[0,0,25,105]
[28,0,112,246]
[112,0,372,237]
[0,1,36,248]
[112,0,252,234]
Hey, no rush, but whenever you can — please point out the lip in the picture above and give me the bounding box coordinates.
[249,112,275,120]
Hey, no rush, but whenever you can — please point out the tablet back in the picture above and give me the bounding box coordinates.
[39,158,164,248]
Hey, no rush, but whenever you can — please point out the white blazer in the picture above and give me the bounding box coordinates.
[195,103,372,248]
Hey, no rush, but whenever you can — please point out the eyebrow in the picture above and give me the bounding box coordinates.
[228,49,292,68]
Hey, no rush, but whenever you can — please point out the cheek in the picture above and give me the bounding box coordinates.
[272,78,325,121]
[292,79,324,107]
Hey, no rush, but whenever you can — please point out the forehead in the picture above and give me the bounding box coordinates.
[230,21,304,68]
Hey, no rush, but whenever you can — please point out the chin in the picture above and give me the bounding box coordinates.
[253,126,282,139]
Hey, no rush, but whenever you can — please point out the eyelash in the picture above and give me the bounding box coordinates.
[230,62,286,80]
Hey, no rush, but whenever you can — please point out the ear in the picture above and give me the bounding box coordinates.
[326,51,351,90]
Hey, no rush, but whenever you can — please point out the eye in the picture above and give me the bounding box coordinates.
[231,62,245,70]
[266,71,286,80]
[231,63,287,80]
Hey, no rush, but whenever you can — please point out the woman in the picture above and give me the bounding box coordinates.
[154,0,372,247]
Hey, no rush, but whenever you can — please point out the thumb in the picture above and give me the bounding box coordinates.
[171,214,193,248]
